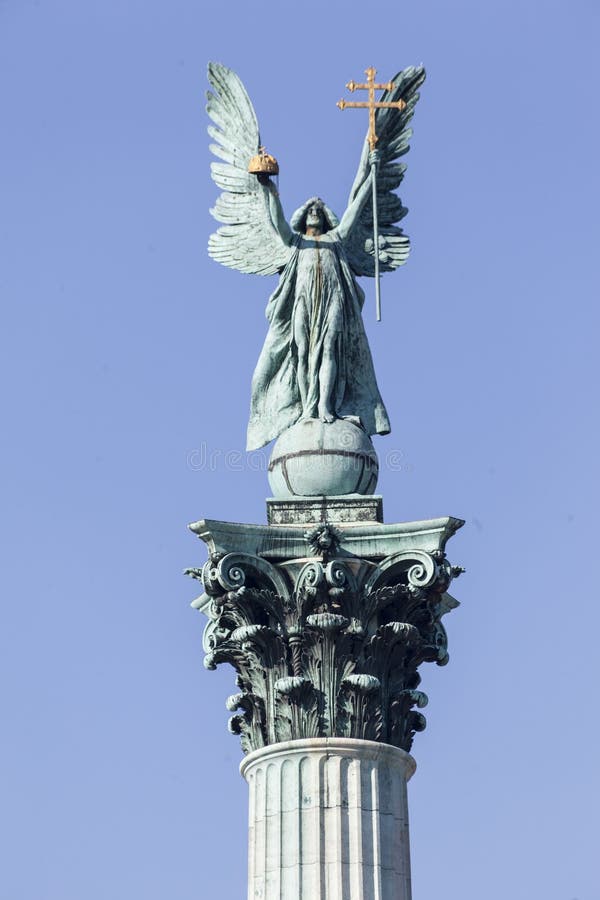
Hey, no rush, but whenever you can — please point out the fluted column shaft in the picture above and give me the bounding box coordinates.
[240,738,416,900]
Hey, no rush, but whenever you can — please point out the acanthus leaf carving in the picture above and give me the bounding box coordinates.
[188,543,462,754]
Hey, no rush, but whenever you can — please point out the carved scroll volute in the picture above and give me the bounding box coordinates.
[364,549,440,595]
[364,550,462,663]
[325,558,358,598]
[295,561,325,599]
[214,552,291,599]
[188,532,463,754]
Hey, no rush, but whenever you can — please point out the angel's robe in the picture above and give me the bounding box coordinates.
[247,231,390,451]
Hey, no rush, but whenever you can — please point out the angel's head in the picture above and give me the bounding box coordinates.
[306,203,325,233]
[291,198,339,236]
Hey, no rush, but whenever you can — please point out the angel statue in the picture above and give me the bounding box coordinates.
[207,62,425,452]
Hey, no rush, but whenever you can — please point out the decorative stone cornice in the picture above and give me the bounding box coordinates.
[187,513,464,755]
[188,514,465,559]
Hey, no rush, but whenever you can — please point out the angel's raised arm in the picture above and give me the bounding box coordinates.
[207,63,293,276]
[336,165,373,242]
[264,180,294,246]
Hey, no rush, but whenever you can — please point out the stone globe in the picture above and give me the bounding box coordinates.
[268,418,379,498]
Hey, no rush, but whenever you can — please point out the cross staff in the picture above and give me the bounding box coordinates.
[338,67,406,321]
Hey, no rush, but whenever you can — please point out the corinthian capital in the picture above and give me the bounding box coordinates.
[187,514,464,755]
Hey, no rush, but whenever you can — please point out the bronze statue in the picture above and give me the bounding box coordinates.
[206,62,425,451]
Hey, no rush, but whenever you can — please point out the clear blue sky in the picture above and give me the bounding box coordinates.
[1,1,599,898]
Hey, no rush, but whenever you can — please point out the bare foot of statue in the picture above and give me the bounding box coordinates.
[319,409,336,424]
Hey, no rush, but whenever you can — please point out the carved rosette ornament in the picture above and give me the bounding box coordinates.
[186,516,464,755]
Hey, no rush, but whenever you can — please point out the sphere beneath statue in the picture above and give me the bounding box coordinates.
[268,418,379,498]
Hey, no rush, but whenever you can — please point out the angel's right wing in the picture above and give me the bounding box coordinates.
[207,62,292,276]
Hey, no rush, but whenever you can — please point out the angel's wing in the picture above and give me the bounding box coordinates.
[207,62,292,276]
[342,66,426,277]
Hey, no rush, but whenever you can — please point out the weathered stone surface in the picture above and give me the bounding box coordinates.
[241,737,415,900]
[268,419,379,498]
[189,514,463,560]
[267,495,383,526]
[187,510,464,755]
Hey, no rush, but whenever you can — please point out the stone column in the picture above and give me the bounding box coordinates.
[241,737,415,900]
[187,498,464,900]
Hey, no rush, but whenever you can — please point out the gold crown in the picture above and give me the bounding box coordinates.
[248,146,279,175]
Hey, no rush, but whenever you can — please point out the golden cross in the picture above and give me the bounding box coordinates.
[337,67,406,321]
[337,67,406,150]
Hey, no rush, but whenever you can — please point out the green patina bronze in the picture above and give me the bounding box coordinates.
[206,62,425,456]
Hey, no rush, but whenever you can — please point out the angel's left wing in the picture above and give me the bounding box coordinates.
[207,62,292,276]
[342,66,426,277]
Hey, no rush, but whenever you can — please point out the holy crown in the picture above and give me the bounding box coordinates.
[247,147,279,175]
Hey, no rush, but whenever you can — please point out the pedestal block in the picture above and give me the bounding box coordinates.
[241,738,415,900]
